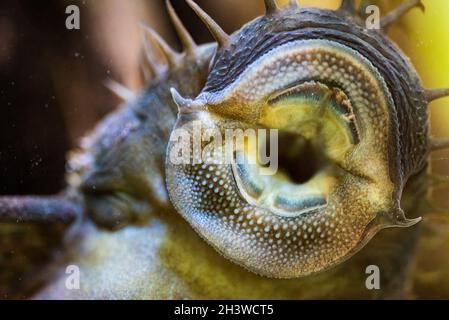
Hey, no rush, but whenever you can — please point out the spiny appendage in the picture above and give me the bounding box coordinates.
[186,0,229,48]
[335,0,424,29]
[265,0,298,13]
[141,23,182,73]
[289,0,298,9]
[105,79,136,102]
[380,0,425,31]
[140,0,202,81]
[108,0,192,97]
[378,1,449,153]
[426,87,449,151]
[264,0,279,14]
[430,138,449,151]
[0,195,80,226]
[111,0,202,99]
[425,88,449,102]
[108,1,199,102]
[0,1,201,229]
[187,0,293,44]
[166,0,197,55]
[337,0,358,15]
[185,0,299,49]
[170,88,206,114]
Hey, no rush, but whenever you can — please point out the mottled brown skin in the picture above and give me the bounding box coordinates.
[69,44,217,230]
[0,2,434,299]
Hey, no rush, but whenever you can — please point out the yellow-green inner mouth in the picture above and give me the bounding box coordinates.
[232,81,359,217]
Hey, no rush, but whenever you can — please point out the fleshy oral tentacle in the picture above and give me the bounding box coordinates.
[426,88,449,152]
[381,0,425,31]
[264,0,279,15]
[141,23,181,69]
[337,0,358,15]
[166,0,197,55]
[425,88,449,102]
[430,138,449,151]
[104,79,135,102]
[358,0,370,15]
[170,87,206,114]
[0,195,80,226]
[186,0,230,48]
[141,25,169,78]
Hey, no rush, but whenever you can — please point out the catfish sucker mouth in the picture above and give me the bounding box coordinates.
[165,4,425,277]
[165,101,419,278]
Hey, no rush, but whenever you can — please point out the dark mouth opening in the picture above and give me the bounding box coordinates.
[264,131,324,184]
